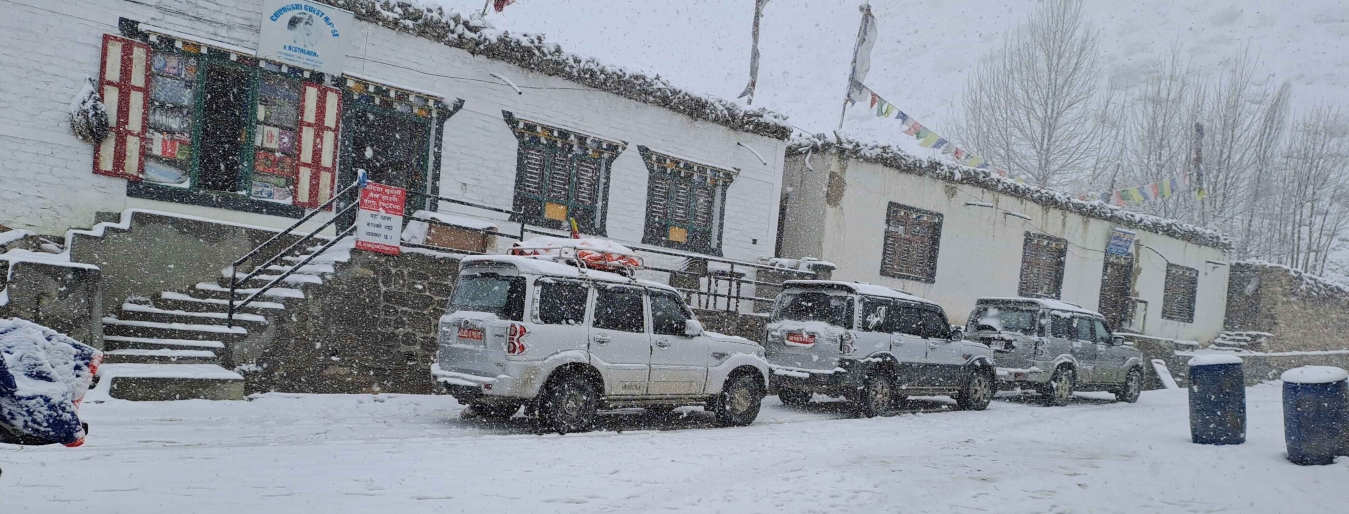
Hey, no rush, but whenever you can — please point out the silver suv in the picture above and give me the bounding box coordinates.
[763,281,997,416]
[431,255,770,433]
[965,298,1145,406]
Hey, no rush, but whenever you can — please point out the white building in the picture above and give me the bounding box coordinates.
[0,0,790,266]
[778,138,1231,343]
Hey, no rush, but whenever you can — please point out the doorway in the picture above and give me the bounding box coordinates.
[1098,254,1134,330]
[197,64,251,192]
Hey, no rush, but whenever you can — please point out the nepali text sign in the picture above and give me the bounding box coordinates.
[355,183,405,255]
[1106,228,1137,257]
[258,0,352,76]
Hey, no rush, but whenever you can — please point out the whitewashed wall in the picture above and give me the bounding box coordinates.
[0,0,786,265]
[780,153,1231,344]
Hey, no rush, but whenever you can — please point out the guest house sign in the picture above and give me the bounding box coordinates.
[258,0,352,76]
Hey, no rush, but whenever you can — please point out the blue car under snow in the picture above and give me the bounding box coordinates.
[0,318,102,447]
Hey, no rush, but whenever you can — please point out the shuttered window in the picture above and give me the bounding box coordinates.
[879,203,942,283]
[1162,264,1198,323]
[94,34,150,181]
[510,141,609,235]
[1018,233,1068,299]
[638,147,733,255]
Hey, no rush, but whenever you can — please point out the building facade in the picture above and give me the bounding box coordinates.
[0,0,790,266]
[779,139,1232,344]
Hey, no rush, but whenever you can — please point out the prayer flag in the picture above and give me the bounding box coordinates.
[919,133,939,147]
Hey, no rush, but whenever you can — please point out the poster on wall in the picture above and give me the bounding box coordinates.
[355,182,405,255]
[1106,227,1137,257]
[258,0,352,76]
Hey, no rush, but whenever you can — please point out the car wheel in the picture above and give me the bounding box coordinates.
[777,388,813,408]
[470,402,521,421]
[855,373,895,418]
[714,373,764,427]
[956,368,995,411]
[1116,368,1143,403]
[539,374,599,434]
[1041,367,1074,407]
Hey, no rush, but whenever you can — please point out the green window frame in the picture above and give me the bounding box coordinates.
[140,38,320,205]
[503,111,625,236]
[638,146,735,255]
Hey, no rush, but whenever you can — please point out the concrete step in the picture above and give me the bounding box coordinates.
[118,303,269,328]
[214,273,323,290]
[104,348,219,365]
[100,363,245,401]
[102,317,247,342]
[103,336,227,352]
[190,282,306,303]
[155,291,287,314]
[265,263,334,274]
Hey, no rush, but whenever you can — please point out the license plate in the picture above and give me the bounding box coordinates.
[457,327,484,341]
[785,332,816,346]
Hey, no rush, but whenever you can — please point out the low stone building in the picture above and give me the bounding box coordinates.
[778,137,1232,345]
[0,0,801,398]
[1223,261,1349,353]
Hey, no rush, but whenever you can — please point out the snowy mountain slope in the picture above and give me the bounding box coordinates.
[429,0,1348,153]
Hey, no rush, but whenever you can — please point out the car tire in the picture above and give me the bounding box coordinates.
[1116,368,1143,404]
[1041,367,1074,407]
[714,373,764,427]
[777,388,813,408]
[471,402,521,421]
[956,368,995,411]
[854,373,895,418]
[538,373,599,434]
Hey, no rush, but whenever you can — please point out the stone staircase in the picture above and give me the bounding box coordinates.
[96,239,354,400]
[1208,330,1273,352]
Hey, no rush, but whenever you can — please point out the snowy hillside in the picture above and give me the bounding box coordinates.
[430,0,1348,152]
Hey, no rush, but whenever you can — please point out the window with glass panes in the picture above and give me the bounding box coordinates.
[1162,264,1199,323]
[503,112,625,236]
[879,203,943,283]
[1018,233,1068,299]
[638,146,734,255]
[98,30,453,217]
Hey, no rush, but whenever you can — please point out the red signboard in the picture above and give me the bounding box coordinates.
[354,182,406,255]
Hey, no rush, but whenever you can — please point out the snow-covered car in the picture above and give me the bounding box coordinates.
[431,254,770,433]
[763,281,997,416]
[964,298,1145,406]
[0,318,102,447]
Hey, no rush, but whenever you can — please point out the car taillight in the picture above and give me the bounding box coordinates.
[506,323,528,355]
[840,331,857,354]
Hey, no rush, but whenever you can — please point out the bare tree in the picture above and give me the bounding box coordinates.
[1273,106,1349,273]
[955,0,1102,189]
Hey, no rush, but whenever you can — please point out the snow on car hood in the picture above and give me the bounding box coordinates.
[0,318,101,446]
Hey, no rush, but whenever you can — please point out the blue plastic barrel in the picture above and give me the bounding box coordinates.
[1188,355,1246,445]
[1281,366,1349,466]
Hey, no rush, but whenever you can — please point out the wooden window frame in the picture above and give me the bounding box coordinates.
[637,146,733,255]
[1018,232,1068,299]
[1162,264,1198,323]
[503,111,624,236]
[879,203,943,283]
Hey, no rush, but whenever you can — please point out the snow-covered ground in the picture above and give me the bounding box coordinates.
[2,384,1345,513]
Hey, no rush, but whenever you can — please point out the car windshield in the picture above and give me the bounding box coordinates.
[968,305,1039,336]
[772,290,854,329]
[447,274,526,321]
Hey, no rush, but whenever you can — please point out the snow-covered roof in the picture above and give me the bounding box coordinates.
[319,0,792,140]
[976,297,1101,316]
[460,255,677,292]
[782,280,934,305]
[789,135,1232,251]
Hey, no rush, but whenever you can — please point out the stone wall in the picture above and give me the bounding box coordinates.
[1224,262,1349,352]
[0,259,103,348]
[69,210,308,312]
[247,250,458,394]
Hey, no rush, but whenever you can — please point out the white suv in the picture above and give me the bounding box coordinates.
[431,255,770,433]
[764,281,998,416]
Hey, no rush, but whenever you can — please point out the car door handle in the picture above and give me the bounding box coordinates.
[655,338,671,348]
[928,342,939,350]
[594,334,611,345]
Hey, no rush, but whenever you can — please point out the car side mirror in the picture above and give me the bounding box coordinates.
[684,319,704,337]
[1111,335,1124,346]
[949,324,964,341]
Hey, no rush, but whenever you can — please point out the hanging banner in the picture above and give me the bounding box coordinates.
[355,182,405,255]
[258,0,352,76]
[862,88,1002,174]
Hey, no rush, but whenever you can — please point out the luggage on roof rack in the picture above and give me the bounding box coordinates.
[508,236,643,272]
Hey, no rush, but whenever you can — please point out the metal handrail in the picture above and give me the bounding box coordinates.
[226,181,361,327]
